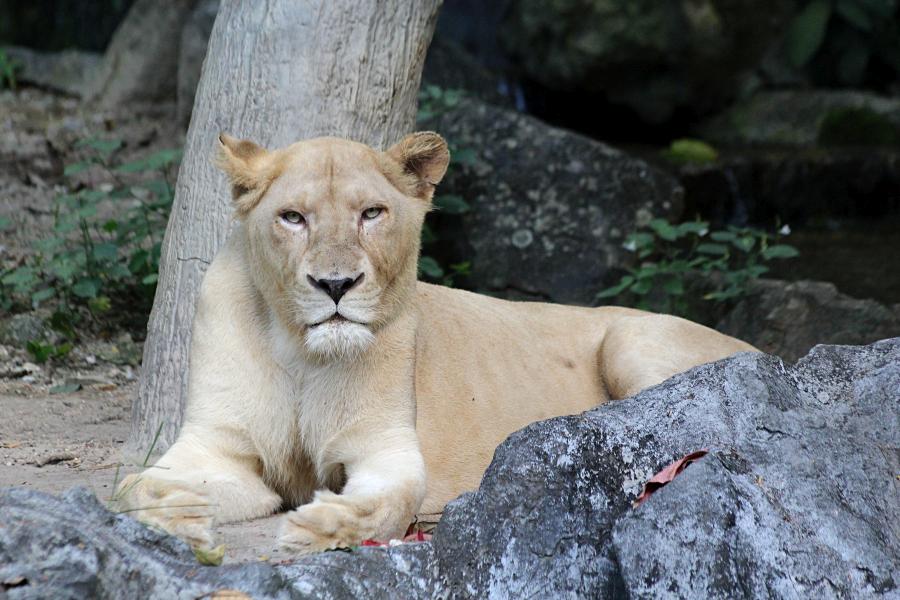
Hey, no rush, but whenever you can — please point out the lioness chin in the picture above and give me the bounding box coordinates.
[116,131,756,553]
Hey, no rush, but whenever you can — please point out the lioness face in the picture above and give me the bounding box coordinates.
[216,133,449,360]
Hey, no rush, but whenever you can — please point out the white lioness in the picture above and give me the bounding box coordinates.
[116,132,755,553]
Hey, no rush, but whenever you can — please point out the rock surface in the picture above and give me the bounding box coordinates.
[2,338,898,598]
[501,0,796,123]
[698,90,900,147]
[423,97,683,304]
[717,279,900,362]
[0,46,100,98]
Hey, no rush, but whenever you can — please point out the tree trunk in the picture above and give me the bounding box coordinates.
[86,0,199,107]
[129,0,443,456]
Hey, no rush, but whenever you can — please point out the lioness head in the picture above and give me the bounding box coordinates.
[215,132,449,360]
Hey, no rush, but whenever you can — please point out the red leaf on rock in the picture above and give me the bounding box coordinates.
[634,450,709,507]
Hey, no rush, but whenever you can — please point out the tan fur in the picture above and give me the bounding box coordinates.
[116,132,756,553]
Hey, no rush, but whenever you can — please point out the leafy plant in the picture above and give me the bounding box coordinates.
[416,86,478,287]
[0,138,181,342]
[597,219,799,314]
[785,0,900,87]
[0,48,19,90]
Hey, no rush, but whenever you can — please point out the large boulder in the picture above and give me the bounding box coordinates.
[697,90,900,147]
[0,46,100,98]
[2,338,898,597]
[717,279,900,362]
[422,97,683,304]
[501,0,797,123]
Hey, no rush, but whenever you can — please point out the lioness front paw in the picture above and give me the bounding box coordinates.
[278,492,370,554]
[114,475,215,549]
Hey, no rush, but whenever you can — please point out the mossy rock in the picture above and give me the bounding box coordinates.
[818,107,900,147]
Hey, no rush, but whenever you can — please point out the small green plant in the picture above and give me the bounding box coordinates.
[597,219,799,314]
[416,85,478,286]
[0,137,181,342]
[26,339,73,364]
[0,49,19,90]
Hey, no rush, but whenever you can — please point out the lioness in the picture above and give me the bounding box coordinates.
[116,132,755,553]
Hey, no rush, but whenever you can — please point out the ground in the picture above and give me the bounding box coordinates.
[0,379,290,564]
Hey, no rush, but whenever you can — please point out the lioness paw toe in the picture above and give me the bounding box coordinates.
[278,502,362,554]
[115,477,215,548]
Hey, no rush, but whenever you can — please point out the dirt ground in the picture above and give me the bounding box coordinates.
[0,379,291,564]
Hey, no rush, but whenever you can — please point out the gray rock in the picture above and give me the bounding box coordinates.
[0,313,50,347]
[501,0,796,123]
[0,46,101,98]
[717,279,900,362]
[0,486,440,599]
[2,339,898,597]
[423,97,683,304]
[698,90,900,147]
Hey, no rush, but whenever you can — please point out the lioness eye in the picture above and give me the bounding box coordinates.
[280,211,305,225]
[362,207,383,220]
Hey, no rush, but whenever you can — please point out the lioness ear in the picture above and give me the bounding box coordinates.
[385,131,450,200]
[215,133,275,217]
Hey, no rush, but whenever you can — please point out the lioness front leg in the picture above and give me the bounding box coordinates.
[115,429,282,548]
[279,426,426,553]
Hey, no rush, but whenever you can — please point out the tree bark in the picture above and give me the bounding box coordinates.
[130,0,443,456]
[86,0,199,107]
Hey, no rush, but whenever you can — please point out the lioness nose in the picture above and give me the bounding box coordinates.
[307,274,363,304]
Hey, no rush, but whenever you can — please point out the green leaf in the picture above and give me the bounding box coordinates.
[114,148,183,173]
[762,244,800,259]
[76,204,98,218]
[31,288,56,305]
[26,340,53,364]
[623,232,654,252]
[785,0,832,67]
[2,267,35,286]
[72,278,101,299]
[418,256,444,279]
[648,219,678,241]
[697,243,729,255]
[676,221,709,236]
[102,220,119,232]
[631,279,653,295]
[733,236,756,252]
[63,161,93,176]
[433,194,470,214]
[0,216,11,231]
[596,275,635,299]
[709,231,737,242]
[92,243,119,261]
[141,273,159,285]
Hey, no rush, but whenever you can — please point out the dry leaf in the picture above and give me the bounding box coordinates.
[198,590,251,599]
[634,450,709,507]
